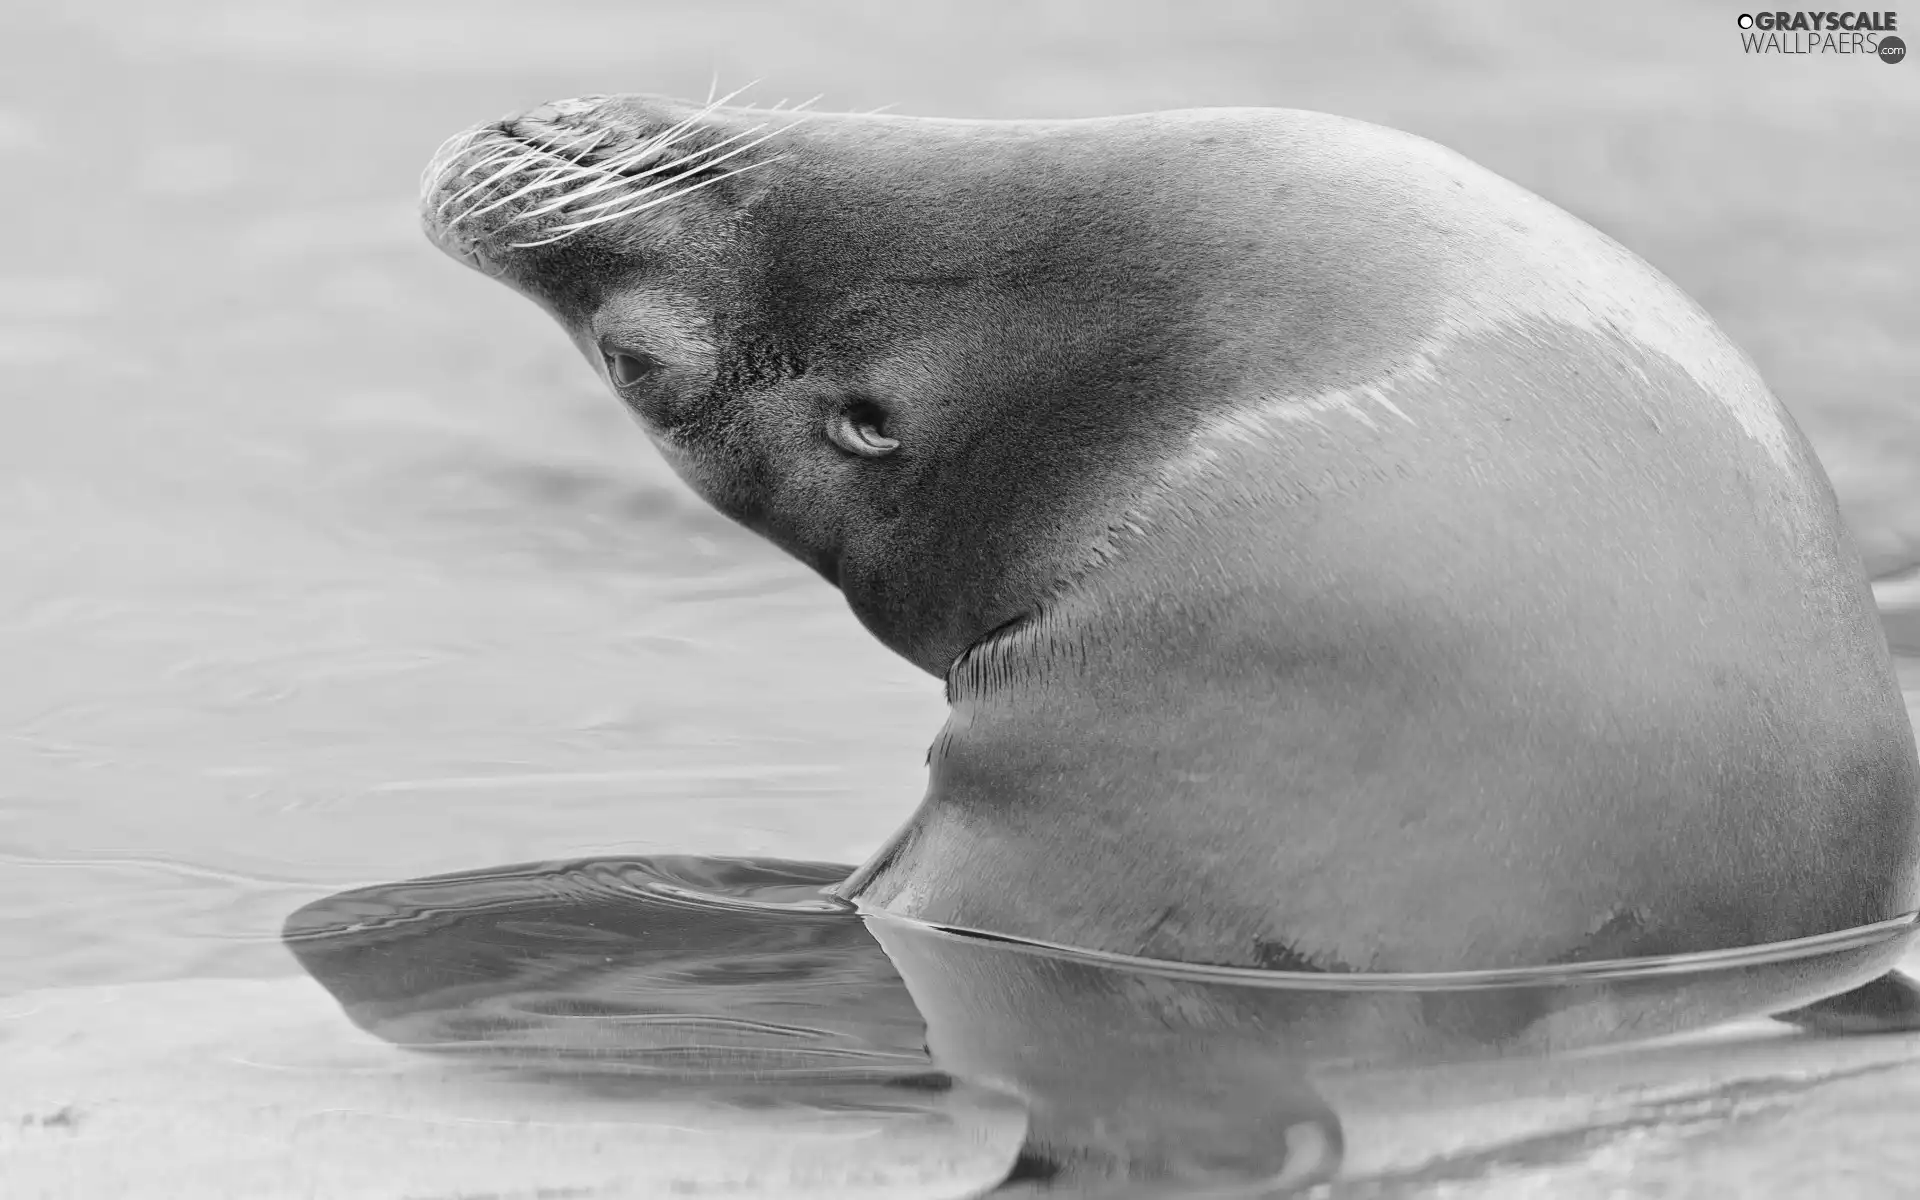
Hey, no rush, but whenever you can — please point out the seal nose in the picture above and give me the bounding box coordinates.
[497,95,611,133]
[507,102,564,126]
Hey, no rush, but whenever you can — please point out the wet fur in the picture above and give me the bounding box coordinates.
[420,97,1920,997]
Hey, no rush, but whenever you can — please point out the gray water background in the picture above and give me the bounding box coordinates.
[3,0,1917,998]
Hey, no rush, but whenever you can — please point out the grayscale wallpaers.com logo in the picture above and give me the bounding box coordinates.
[1736,11,1905,59]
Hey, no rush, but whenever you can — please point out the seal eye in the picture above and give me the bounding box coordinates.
[605,350,659,387]
[826,403,900,458]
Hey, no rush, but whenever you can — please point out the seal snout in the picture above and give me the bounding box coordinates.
[502,94,613,125]
[416,98,642,268]
[505,102,565,128]
[493,94,618,143]
[418,92,779,272]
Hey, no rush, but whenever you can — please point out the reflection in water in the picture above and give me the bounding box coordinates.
[286,855,1920,1197]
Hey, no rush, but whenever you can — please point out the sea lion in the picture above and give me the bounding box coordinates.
[417,95,1920,1025]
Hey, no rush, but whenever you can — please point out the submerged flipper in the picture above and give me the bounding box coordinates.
[1774,968,1920,1035]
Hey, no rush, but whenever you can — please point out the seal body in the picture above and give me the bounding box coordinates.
[419,98,1920,987]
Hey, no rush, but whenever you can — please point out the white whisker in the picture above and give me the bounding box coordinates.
[450,127,610,227]
[435,120,612,221]
[547,111,808,233]
[457,142,526,179]
[591,83,756,177]
[507,157,781,248]
[509,135,720,217]
[454,127,611,225]
[438,147,549,221]
[541,115,801,227]
[444,144,512,186]
[509,122,772,224]
[585,114,708,181]
[421,133,505,209]
[555,87,763,192]
[433,81,804,254]
[419,128,487,198]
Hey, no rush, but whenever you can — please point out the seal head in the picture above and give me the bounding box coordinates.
[420,95,1451,677]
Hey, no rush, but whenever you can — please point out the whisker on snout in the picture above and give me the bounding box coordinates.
[419,84,813,260]
[506,122,773,223]
[506,157,783,249]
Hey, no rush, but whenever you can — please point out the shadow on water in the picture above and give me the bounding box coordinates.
[284,855,1920,1197]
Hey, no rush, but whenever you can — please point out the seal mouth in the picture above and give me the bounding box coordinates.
[418,90,803,272]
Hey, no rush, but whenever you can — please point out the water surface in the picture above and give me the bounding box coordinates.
[3,3,1918,1192]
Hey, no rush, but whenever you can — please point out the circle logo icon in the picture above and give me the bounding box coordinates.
[1737,13,1755,29]
[1880,35,1907,64]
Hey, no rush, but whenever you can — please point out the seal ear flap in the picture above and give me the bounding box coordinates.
[825,398,900,458]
